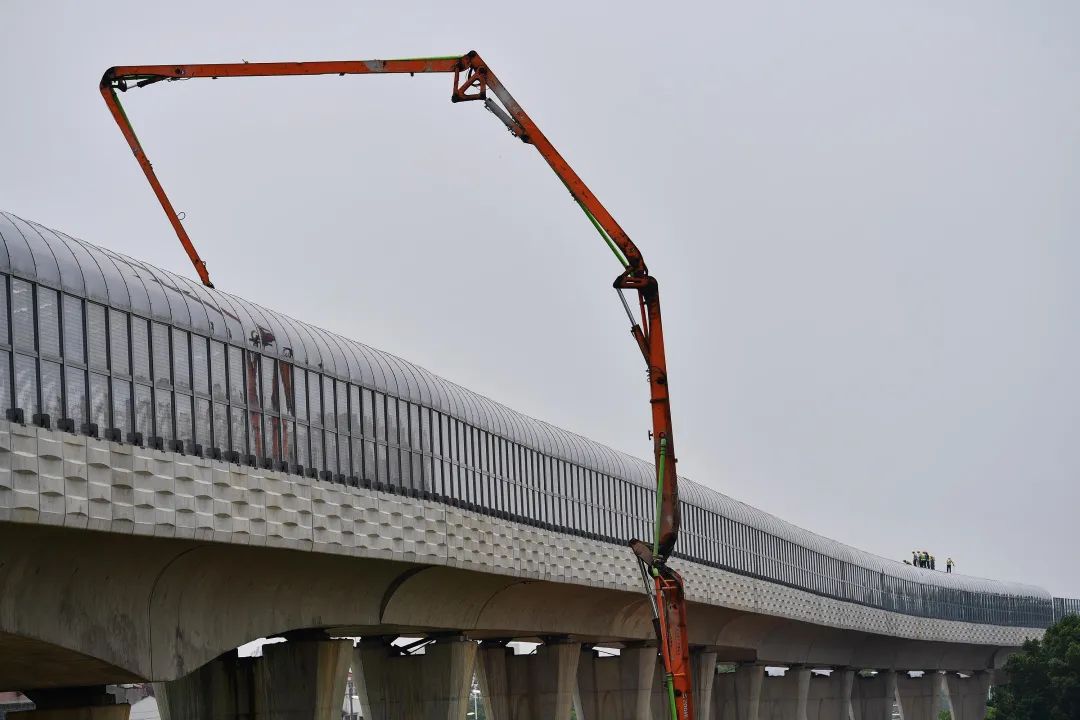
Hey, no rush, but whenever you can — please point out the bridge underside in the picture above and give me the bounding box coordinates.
[0,522,1009,692]
[0,632,141,690]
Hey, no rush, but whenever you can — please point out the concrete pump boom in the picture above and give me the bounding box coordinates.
[99,51,693,719]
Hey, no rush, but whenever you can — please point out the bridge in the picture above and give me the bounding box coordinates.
[0,210,1072,719]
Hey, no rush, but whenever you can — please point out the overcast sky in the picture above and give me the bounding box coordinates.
[2,1,1077,596]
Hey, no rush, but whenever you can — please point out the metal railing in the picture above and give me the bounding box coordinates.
[1054,597,1080,623]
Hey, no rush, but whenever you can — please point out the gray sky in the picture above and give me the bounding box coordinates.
[2,1,1078,596]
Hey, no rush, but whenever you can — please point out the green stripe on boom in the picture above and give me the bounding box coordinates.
[109,90,143,146]
[578,202,630,268]
[654,436,667,557]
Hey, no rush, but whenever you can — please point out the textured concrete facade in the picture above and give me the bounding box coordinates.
[0,420,1045,693]
[0,422,1041,644]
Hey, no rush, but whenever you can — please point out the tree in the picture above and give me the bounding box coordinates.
[988,614,1080,719]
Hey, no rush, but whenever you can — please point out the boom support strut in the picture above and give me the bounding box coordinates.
[99,51,692,719]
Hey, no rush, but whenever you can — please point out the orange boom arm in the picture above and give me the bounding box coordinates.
[100,51,692,719]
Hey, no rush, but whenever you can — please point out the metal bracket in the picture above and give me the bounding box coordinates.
[451,66,487,102]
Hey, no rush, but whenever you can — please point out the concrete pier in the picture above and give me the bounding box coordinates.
[757,667,810,720]
[153,639,350,720]
[477,640,580,720]
[576,646,657,720]
[804,669,853,720]
[690,649,718,719]
[353,636,477,720]
[257,640,351,720]
[850,671,896,720]
[153,652,256,720]
[713,664,764,719]
[944,672,991,720]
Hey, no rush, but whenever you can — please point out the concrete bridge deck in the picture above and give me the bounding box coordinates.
[0,212,1070,718]
[0,420,1043,690]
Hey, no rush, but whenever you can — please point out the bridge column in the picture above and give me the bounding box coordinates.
[808,669,854,720]
[691,648,718,720]
[155,638,350,720]
[895,672,951,720]
[576,645,657,720]
[713,664,763,720]
[851,671,896,720]
[258,638,352,720]
[154,651,256,719]
[477,644,513,720]
[647,649,716,719]
[757,666,810,720]
[12,687,130,720]
[944,672,990,720]
[477,640,580,720]
[353,636,477,720]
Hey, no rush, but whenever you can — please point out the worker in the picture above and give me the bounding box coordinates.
[919,550,928,568]
[912,550,919,565]
[930,555,936,570]
[946,558,954,573]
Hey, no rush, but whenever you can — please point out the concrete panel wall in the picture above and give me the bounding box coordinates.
[0,422,1040,689]
[0,423,1043,644]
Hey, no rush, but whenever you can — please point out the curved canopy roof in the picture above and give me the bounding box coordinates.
[0,211,1051,600]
